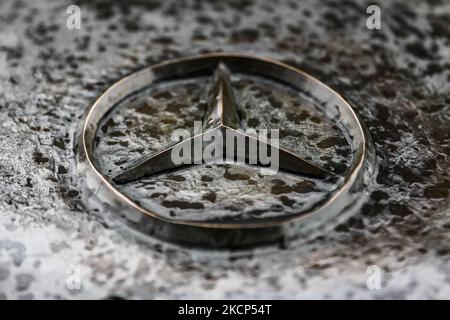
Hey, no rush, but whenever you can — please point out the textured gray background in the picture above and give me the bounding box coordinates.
[0,0,449,299]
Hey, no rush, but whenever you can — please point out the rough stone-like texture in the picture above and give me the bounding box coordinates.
[0,0,449,299]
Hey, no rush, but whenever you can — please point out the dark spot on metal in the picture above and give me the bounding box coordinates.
[201,175,213,182]
[167,175,186,182]
[223,171,250,181]
[202,192,217,203]
[161,200,204,210]
[32,150,49,165]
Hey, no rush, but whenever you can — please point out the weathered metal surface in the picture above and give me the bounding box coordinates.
[0,0,449,299]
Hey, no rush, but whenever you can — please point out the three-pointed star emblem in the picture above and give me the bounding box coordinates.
[112,63,335,184]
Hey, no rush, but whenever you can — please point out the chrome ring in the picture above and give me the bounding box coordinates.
[78,53,374,247]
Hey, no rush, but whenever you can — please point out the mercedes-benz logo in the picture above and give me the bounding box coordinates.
[79,53,374,247]
[113,62,334,184]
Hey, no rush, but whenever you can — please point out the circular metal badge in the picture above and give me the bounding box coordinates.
[79,53,375,248]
